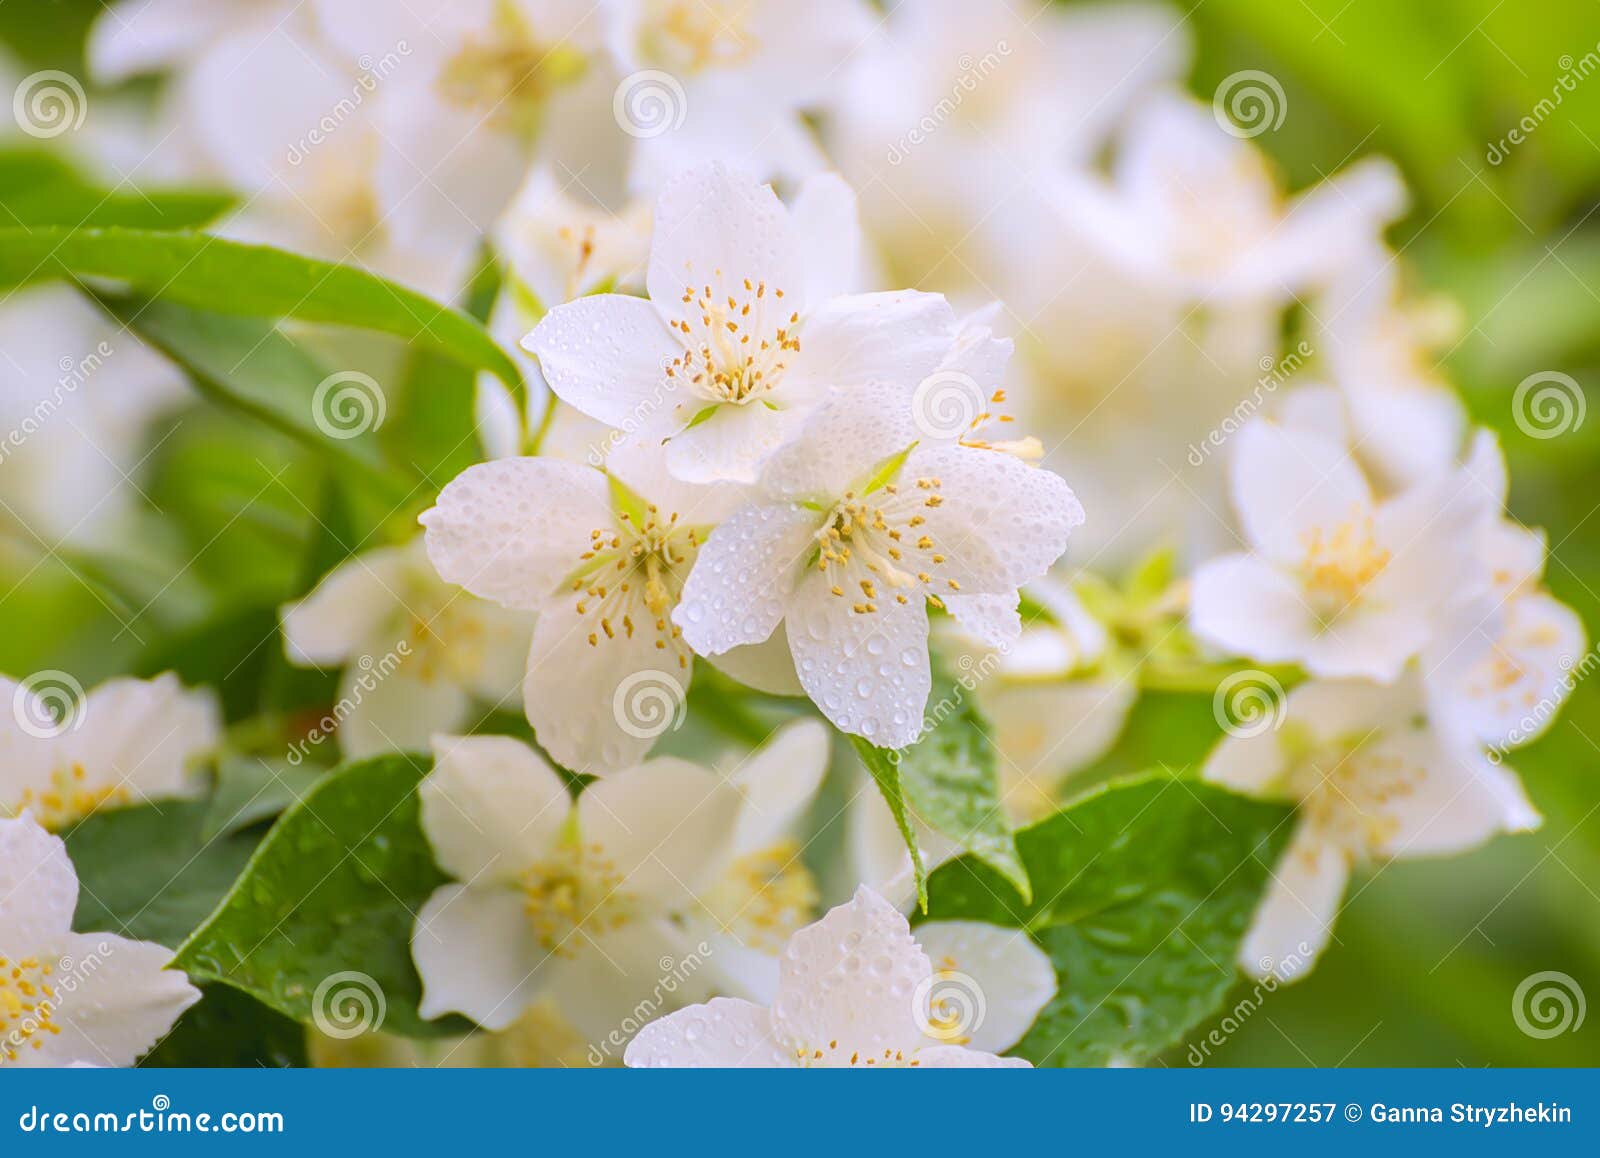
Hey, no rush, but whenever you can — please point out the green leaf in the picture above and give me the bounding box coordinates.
[922,773,1293,1066]
[174,753,470,1039]
[202,755,332,841]
[0,226,521,395]
[0,146,232,229]
[141,986,309,1069]
[851,663,1030,908]
[65,799,261,949]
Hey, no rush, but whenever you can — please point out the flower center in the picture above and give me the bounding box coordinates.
[700,840,818,953]
[571,505,697,667]
[400,585,485,685]
[813,478,961,616]
[644,1,758,74]
[437,12,587,132]
[666,280,800,406]
[0,954,61,1064]
[518,842,632,953]
[1298,514,1390,618]
[1296,738,1423,855]
[792,1040,925,1067]
[10,764,127,830]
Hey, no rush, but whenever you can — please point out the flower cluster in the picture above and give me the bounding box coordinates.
[0,0,1583,1070]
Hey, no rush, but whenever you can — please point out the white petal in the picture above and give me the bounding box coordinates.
[1363,730,1534,858]
[787,571,932,748]
[772,886,931,1058]
[624,996,790,1067]
[1230,419,1372,563]
[757,389,922,504]
[281,549,411,666]
[911,1044,1032,1067]
[986,680,1137,819]
[333,666,470,761]
[523,598,693,775]
[577,757,743,906]
[523,294,686,433]
[912,921,1055,1054]
[0,814,78,945]
[675,503,819,656]
[420,735,571,884]
[65,675,218,805]
[945,593,1022,650]
[729,718,831,853]
[536,919,717,1045]
[413,884,547,1031]
[88,0,235,82]
[787,172,864,305]
[708,626,805,696]
[664,400,806,485]
[645,164,804,332]
[780,291,957,403]
[1240,825,1349,981]
[19,933,199,1067]
[1189,553,1316,664]
[420,458,610,610]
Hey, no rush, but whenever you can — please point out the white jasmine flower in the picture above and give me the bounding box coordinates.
[495,165,653,313]
[526,163,955,485]
[281,539,533,759]
[412,734,742,1034]
[624,885,1031,1066]
[1190,417,1488,682]
[0,287,188,548]
[674,390,1083,746]
[1058,92,1405,307]
[88,0,283,81]
[1204,677,1538,978]
[1,673,217,831]
[911,920,1055,1054]
[1423,432,1586,752]
[420,443,740,773]
[0,814,200,1066]
[603,0,872,192]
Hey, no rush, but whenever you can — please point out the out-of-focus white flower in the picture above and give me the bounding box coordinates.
[1315,249,1468,494]
[1,673,217,831]
[420,443,739,773]
[0,814,201,1066]
[89,0,285,82]
[625,885,1033,1066]
[1057,92,1406,308]
[1423,432,1586,753]
[603,0,872,192]
[526,163,951,485]
[281,539,532,759]
[411,733,741,1034]
[0,287,188,548]
[828,0,1188,293]
[1190,417,1489,682]
[495,165,653,313]
[911,919,1055,1054]
[1203,677,1538,978]
[674,391,1082,746]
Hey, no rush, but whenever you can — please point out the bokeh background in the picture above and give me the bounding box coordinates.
[1,0,1597,1065]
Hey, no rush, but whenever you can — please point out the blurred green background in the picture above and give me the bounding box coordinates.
[1,0,1598,1065]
